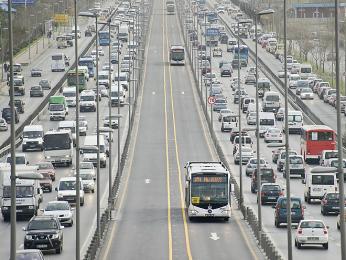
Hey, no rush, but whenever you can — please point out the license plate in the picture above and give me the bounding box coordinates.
[16,209,22,213]
[36,244,48,248]
[291,211,296,215]
[205,214,214,217]
[268,197,276,200]
[333,207,340,209]
[307,237,319,241]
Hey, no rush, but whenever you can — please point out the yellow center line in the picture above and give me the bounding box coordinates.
[164,7,193,260]
[162,2,173,260]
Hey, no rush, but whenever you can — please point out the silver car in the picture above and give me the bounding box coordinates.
[245,158,268,176]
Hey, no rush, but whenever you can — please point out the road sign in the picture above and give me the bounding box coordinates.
[54,14,69,24]
[208,96,215,104]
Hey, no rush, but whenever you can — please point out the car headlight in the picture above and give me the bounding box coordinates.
[38,140,43,144]
[51,233,59,239]
[22,140,27,144]
[65,155,70,158]
[28,206,34,209]
[46,156,51,159]
[2,206,8,210]
[57,194,64,198]
[25,235,33,240]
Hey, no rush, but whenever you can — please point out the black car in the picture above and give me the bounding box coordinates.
[23,216,64,254]
[231,59,242,69]
[220,64,232,77]
[2,107,19,124]
[85,29,92,37]
[8,99,25,113]
[30,86,44,97]
[258,183,283,205]
[321,192,345,215]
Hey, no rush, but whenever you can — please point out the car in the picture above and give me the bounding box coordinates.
[6,153,29,165]
[39,172,53,192]
[321,192,344,215]
[271,147,285,163]
[120,62,131,72]
[247,111,257,125]
[276,108,285,121]
[258,183,283,205]
[103,115,119,129]
[300,87,314,100]
[15,249,45,260]
[23,215,64,253]
[102,63,114,72]
[2,107,19,124]
[245,74,256,84]
[39,79,51,90]
[30,86,44,97]
[37,161,56,181]
[220,64,232,77]
[41,201,74,227]
[0,118,8,131]
[85,29,92,37]
[245,157,268,176]
[337,212,346,230]
[234,146,254,165]
[264,127,283,143]
[218,108,232,122]
[77,162,96,193]
[10,99,25,113]
[78,120,88,136]
[229,129,248,143]
[231,59,242,69]
[213,98,228,112]
[277,150,298,172]
[277,70,289,78]
[230,77,239,91]
[30,67,42,77]
[295,220,328,249]
[274,197,305,228]
[98,85,109,97]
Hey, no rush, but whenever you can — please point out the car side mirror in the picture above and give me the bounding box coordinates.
[60,225,65,230]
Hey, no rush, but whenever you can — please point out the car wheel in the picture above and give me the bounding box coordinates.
[297,242,302,249]
[69,219,74,227]
[80,199,84,206]
[56,244,63,254]
[323,243,328,250]
[338,223,340,229]
[307,194,311,204]
[321,208,326,216]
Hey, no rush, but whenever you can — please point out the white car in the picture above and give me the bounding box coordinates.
[77,162,96,193]
[300,87,314,100]
[218,109,232,122]
[97,47,105,56]
[102,64,114,72]
[103,115,119,129]
[245,158,268,177]
[247,111,257,125]
[295,220,329,249]
[42,201,74,226]
[98,85,109,97]
[277,70,289,78]
[264,127,283,143]
[90,50,99,62]
[234,146,254,165]
[0,118,8,131]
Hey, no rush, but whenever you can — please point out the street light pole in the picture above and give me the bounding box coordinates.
[283,1,292,259]
[73,0,80,259]
[237,21,243,208]
[334,1,346,259]
[7,0,16,258]
[107,18,113,220]
[117,25,121,191]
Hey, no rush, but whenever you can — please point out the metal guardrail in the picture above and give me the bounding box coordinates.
[178,4,285,259]
[82,3,152,260]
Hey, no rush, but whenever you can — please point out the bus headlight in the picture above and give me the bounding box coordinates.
[190,210,198,216]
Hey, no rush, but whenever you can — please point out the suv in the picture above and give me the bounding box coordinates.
[23,216,64,254]
[273,197,304,228]
[2,107,19,124]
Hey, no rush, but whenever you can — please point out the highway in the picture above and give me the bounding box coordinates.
[193,2,346,259]
[98,0,264,259]
[0,0,115,149]
[0,1,141,259]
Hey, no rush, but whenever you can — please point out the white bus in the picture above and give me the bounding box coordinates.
[185,161,231,221]
[43,129,73,167]
[51,53,66,72]
[170,45,185,65]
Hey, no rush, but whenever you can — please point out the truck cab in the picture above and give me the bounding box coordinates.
[49,96,68,121]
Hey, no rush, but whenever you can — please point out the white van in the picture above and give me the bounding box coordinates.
[110,84,125,107]
[303,167,337,204]
[78,66,89,80]
[62,87,77,107]
[283,155,305,179]
[299,64,312,80]
[221,113,237,132]
[258,112,276,137]
[58,121,76,146]
[262,91,281,113]
[319,150,338,167]
[56,176,85,206]
[283,110,303,134]
[82,135,107,168]
[22,125,44,152]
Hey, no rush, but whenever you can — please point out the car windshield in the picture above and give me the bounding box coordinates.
[289,156,303,164]
[28,219,58,230]
[6,156,25,164]
[80,96,94,101]
[59,180,78,190]
[82,148,98,153]
[80,173,94,180]
[325,151,338,159]
[262,185,281,191]
[280,199,301,208]
[45,203,69,211]
[38,163,53,170]
[300,221,324,229]
[330,160,346,168]
[266,95,279,101]
[326,193,339,200]
[23,131,42,138]
[3,186,33,198]
[16,252,43,260]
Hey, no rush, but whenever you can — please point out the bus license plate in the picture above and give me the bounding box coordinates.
[205,214,214,217]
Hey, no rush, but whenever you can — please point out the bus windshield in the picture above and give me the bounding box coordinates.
[191,175,228,205]
[171,49,184,61]
[288,115,302,122]
[308,131,334,141]
[312,175,334,185]
[44,134,71,150]
[3,186,33,198]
